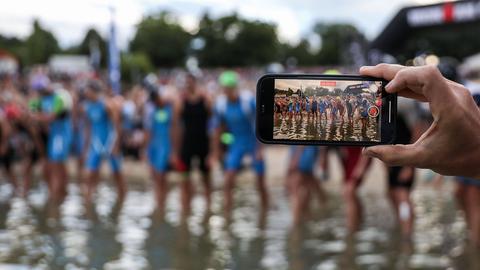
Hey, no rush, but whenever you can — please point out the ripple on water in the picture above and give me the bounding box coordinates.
[0,177,474,269]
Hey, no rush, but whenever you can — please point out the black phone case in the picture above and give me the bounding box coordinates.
[255,73,397,146]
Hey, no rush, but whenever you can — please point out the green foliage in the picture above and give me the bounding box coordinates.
[75,28,107,67]
[121,52,154,83]
[280,38,316,66]
[130,12,191,67]
[314,23,366,65]
[196,13,279,67]
[0,14,373,71]
[0,35,25,65]
[25,20,60,64]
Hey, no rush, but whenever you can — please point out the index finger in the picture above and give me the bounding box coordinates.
[360,64,428,102]
[359,64,405,81]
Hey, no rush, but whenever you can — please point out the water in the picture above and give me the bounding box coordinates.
[273,115,379,142]
[0,179,478,270]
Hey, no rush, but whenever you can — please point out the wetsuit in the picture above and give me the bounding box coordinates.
[319,100,326,114]
[312,99,318,113]
[180,97,209,173]
[145,103,172,172]
[214,95,264,174]
[84,99,121,172]
[290,146,318,174]
[388,114,414,190]
[40,93,72,162]
[337,101,345,115]
[359,100,369,118]
[341,147,369,185]
[0,111,14,171]
[346,99,354,117]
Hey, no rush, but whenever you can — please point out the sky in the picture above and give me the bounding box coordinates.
[0,0,450,50]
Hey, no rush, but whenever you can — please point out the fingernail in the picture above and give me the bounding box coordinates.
[384,81,392,91]
[363,147,376,158]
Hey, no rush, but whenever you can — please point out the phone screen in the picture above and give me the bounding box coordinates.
[272,78,384,142]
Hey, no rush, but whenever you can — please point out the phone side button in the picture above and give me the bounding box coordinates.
[388,100,392,123]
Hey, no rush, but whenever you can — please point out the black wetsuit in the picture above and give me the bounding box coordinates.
[180,96,210,173]
[388,114,414,190]
[0,123,14,171]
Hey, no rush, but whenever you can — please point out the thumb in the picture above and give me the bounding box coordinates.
[363,144,420,167]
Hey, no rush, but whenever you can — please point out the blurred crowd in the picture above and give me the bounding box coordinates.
[1,62,480,249]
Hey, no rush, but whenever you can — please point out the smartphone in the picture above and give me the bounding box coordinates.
[256,74,396,146]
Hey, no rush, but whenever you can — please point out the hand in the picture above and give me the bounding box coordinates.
[360,64,480,179]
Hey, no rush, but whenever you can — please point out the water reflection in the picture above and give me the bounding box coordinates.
[274,115,379,142]
[0,182,479,269]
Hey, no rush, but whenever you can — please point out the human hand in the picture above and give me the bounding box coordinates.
[360,64,480,179]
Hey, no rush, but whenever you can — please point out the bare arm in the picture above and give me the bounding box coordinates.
[0,116,10,155]
[22,114,45,156]
[170,100,182,160]
[106,99,122,155]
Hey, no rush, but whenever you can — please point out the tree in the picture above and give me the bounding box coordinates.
[25,20,60,64]
[130,12,191,67]
[0,34,26,66]
[313,23,367,65]
[121,52,154,84]
[76,28,107,68]
[280,38,316,66]
[196,13,279,67]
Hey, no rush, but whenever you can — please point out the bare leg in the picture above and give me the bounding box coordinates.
[4,166,18,192]
[43,160,52,192]
[50,163,67,203]
[344,182,362,233]
[455,183,469,227]
[23,158,34,197]
[112,171,126,201]
[85,170,100,204]
[180,177,193,216]
[59,163,68,198]
[76,157,84,181]
[395,189,414,239]
[201,172,212,211]
[291,172,308,225]
[152,170,168,212]
[256,173,269,211]
[223,170,236,217]
[307,174,326,206]
[466,185,480,247]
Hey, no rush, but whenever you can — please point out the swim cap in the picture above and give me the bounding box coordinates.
[220,132,235,145]
[323,69,341,75]
[28,98,41,112]
[53,89,73,114]
[218,71,238,88]
[4,104,22,120]
[30,74,50,91]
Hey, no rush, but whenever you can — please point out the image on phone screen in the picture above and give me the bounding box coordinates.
[272,79,383,142]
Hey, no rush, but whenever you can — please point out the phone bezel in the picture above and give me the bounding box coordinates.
[256,73,397,146]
